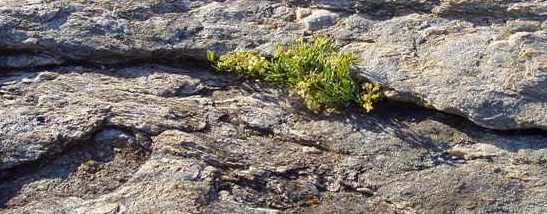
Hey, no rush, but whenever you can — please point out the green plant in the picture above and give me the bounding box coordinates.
[207,36,384,112]
[208,50,270,77]
[361,82,384,112]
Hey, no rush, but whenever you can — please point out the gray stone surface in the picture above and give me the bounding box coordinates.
[301,9,339,31]
[1,65,547,213]
[1,0,547,213]
[353,14,547,131]
[0,0,545,130]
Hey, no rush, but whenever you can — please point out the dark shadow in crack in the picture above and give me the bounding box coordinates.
[344,101,450,152]
[210,66,547,157]
[0,127,151,209]
[344,100,547,158]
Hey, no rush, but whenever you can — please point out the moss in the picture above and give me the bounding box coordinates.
[207,36,384,113]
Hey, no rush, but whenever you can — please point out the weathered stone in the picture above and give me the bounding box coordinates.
[1,0,545,130]
[302,9,339,31]
[1,65,547,213]
[0,54,64,68]
[354,14,547,130]
[1,0,547,213]
[433,0,547,17]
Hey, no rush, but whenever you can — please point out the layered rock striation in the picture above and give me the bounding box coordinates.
[1,0,547,213]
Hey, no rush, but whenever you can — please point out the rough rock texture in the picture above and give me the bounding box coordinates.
[1,65,547,213]
[1,0,547,213]
[1,0,545,131]
[354,13,547,131]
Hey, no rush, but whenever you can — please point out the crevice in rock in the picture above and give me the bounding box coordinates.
[1,1,545,212]
[3,57,546,137]
[338,182,376,197]
[282,134,342,154]
[378,100,547,137]
[0,112,111,175]
[0,125,153,209]
[6,58,546,139]
[0,48,211,71]
[204,167,333,211]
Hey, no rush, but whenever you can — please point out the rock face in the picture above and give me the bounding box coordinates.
[1,0,547,213]
[354,13,547,131]
[1,0,545,131]
[1,65,547,213]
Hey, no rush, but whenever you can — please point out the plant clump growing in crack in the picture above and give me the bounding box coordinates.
[207,36,384,112]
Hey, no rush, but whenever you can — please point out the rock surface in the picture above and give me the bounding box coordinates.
[1,0,545,131]
[1,65,547,213]
[354,13,547,131]
[1,0,547,213]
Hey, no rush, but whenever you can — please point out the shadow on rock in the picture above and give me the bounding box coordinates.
[0,128,151,209]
